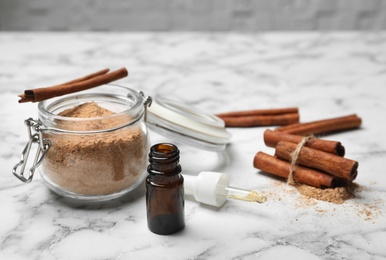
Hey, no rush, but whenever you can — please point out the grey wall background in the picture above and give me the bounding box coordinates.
[0,0,386,31]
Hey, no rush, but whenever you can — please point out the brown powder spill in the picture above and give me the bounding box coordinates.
[266,181,383,222]
[43,102,148,196]
[357,200,383,222]
[295,184,355,204]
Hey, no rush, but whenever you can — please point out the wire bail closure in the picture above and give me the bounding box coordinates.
[138,91,152,122]
[13,118,51,183]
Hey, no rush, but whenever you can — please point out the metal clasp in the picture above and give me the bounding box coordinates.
[138,91,152,122]
[13,118,51,183]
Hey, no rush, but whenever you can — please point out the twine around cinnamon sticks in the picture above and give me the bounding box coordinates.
[254,115,362,189]
[18,68,128,103]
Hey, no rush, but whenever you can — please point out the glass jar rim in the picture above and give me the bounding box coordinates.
[37,84,144,133]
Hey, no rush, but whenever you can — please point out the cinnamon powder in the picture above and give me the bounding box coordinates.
[42,102,148,196]
[295,184,355,204]
[59,102,114,118]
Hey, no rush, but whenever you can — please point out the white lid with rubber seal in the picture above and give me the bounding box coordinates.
[146,97,232,151]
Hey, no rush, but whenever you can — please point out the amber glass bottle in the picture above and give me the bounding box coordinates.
[146,143,185,235]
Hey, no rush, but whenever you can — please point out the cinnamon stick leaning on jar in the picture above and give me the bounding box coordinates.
[18,68,128,103]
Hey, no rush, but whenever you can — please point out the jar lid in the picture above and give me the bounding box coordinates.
[146,97,232,151]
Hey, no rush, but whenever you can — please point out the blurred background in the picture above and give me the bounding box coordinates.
[0,0,385,31]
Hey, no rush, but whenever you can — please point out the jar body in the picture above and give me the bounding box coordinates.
[38,85,149,201]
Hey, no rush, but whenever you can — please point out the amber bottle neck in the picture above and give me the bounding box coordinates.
[147,143,182,176]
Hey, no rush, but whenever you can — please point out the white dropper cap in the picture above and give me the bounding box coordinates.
[183,171,267,208]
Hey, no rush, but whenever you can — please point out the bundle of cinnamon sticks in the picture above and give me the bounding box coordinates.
[253,115,362,189]
[18,68,128,103]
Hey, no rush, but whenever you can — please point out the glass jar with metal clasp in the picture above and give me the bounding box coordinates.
[13,84,231,201]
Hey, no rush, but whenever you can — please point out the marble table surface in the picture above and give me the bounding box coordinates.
[1,32,386,260]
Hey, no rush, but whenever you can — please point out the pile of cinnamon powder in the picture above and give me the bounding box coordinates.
[295,184,355,204]
[43,102,148,196]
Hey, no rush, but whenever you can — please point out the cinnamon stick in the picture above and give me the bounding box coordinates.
[220,113,299,127]
[264,129,345,156]
[275,114,362,136]
[57,68,110,85]
[275,141,358,181]
[18,68,128,103]
[216,107,299,117]
[216,107,299,127]
[253,152,347,188]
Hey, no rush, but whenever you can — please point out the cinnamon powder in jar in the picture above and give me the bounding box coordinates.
[42,102,148,196]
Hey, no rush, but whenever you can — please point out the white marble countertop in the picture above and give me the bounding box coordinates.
[1,32,386,260]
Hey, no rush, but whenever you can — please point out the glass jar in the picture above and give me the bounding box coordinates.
[13,84,231,201]
[14,85,151,201]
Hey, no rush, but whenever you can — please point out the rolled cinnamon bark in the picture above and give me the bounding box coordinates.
[264,129,345,156]
[220,113,299,127]
[19,68,128,103]
[253,152,345,188]
[216,107,298,117]
[274,114,362,136]
[275,141,358,181]
[56,68,110,85]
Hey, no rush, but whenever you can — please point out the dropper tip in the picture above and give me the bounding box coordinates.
[227,189,267,203]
